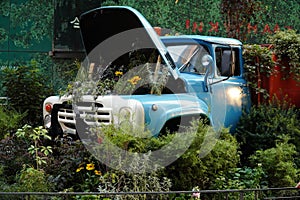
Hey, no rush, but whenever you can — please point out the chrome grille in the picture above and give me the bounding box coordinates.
[57,103,112,131]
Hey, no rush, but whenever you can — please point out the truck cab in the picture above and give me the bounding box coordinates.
[43,6,250,138]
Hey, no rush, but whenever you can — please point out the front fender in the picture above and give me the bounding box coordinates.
[43,96,61,117]
[142,94,209,136]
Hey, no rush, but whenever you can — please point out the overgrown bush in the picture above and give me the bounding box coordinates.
[0,106,25,140]
[43,125,173,194]
[0,112,298,194]
[250,135,299,188]
[74,123,176,195]
[235,99,300,166]
[44,121,240,194]
[15,125,53,170]
[268,30,300,82]
[96,157,172,200]
[15,166,50,192]
[0,135,34,184]
[46,138,100,192]
[165,125,240,190]
[0,125,53,187]
[2,60,54,126]
[212,166,266,199]
[243,44,275,102]
[0,164,10,192]
[214,165,266,187]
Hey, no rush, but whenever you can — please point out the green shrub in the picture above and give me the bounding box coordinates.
[212,166,266,190]
[268,30,300,82]
[45,135,172,195]
[2,60,54,126]
[45,138,100,192]
[164,125,240,190]
[0,164,10,192]
[0,135,34,184]
[47,121,239,194]
[15,125,52,170]
[235,100,300,165]
[33,54,79,94]
[0,125,52,186]
[211,166,266,200]
[15,166,50,192]
[250,135,299,188]
[243,44,275,102]
[100,123,239,192]
[96,158,172,200]
[74,124,174,195]
[0,106,25,140]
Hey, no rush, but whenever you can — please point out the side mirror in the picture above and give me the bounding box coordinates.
[202,54,213,69]
[221,50,234,77]
[202,55,213,92]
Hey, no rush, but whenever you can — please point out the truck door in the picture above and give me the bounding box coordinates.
[214,46,250,131]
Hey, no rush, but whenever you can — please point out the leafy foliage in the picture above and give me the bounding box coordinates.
[243,44,275,102]
[15,166,50,192]
[2,60,54,125]
[259,0,299,35]
[46,138,96,192]
[46,124,173,194]
[0,112,298,193]
[268,30,300,82]
[32,54,79,94]
[101,0,300,44]
[0,164,11,193]
[213,166,266,190]
[0,135,34,184]
[15,125,52,170]
[0,106,25,140]
[250,135,299,188]
[212,166,267,199]
[113,0,223,36]
[0,0,53,48]
[96,159,172,200]
[235,99,300,166]
[164,126,240,190]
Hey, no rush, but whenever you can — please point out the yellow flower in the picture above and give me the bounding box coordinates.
[86,163,95,171]
[128,76,141,85]
[115,71,123,76]
[94,170,102,175]
[76,167,84,172]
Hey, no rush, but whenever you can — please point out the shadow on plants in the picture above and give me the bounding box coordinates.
[234,97,300,166]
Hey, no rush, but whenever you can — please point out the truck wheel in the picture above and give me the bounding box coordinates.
[160,115,209,136]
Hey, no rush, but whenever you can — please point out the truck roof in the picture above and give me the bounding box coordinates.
[160,35,242,46]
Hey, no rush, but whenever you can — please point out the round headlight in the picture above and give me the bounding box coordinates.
[119,107,132,124]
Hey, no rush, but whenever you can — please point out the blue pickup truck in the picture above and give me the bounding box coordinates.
[43,6,250,138]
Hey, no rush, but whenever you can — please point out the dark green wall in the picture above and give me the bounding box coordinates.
[0,0,299,63]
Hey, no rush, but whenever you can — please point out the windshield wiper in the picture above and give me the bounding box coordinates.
[179,47,200,71]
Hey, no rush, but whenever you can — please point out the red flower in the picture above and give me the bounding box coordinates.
[97,137,103,144]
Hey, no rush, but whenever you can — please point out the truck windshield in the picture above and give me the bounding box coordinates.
[165,44,210,74]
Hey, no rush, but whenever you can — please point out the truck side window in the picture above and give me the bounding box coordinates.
[215,47,241,76]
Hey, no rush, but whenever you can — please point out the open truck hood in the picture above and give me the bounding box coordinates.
[79,6,178,79]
